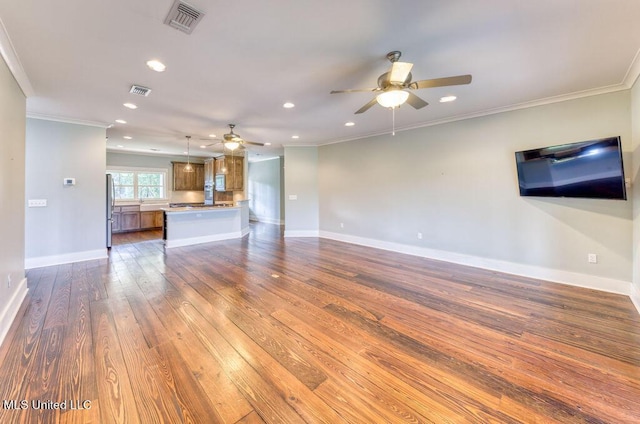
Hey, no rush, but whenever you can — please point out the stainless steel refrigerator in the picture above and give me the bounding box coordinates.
[106,174,114,248]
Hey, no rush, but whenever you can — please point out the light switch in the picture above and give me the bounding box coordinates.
[288,194,298,200]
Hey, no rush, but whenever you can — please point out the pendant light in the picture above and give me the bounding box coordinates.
[184,135,194,172]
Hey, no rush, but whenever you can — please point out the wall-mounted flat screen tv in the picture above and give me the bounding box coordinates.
[515,136,626,200]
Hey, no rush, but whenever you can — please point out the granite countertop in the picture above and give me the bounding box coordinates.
[163,204,239,213]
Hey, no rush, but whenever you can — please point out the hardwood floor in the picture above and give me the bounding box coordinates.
[1,223,639,423]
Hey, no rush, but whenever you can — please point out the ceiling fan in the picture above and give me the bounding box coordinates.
[331,51,472,114]
[204,124,265,151]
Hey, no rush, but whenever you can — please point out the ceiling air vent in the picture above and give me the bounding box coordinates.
[129,85,152,96]
[164,0,205,34]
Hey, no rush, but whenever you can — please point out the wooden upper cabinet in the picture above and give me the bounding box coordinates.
[173,161,205,191]
[230,156,243,190]
[214,155,243,191]
[214,156,226,175]
[204,159,215,186]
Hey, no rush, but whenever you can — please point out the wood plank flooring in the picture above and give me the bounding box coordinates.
[1,223,639,423]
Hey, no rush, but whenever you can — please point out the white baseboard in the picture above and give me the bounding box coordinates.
[631,284,640,315]
[165,231,245,248]
[320,231,631,296]
[25,249,107,269]
[0,277,28,348]
[284,230,320,238]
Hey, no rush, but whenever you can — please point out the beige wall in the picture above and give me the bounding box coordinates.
[0,55,27,346]
[318,90,632,294]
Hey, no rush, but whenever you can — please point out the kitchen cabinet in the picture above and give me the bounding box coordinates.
[141,211,164,229]
[154,210,164,227]
[173,161,205,191]
[112,207,121,232]
[214,155,244,191]
[204,159,215,185]
[140,211,155,229]
[113,205,163,233]
[120,205,141,232]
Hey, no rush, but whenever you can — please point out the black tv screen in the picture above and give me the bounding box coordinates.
[515,136,627,200]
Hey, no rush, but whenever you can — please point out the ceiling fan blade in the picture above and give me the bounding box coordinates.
[389,61,413,84]
[244,141,264,146]
[355,97,378,114]
[331,88,379,94]
[406,92,429,109]
[410,74,472,89]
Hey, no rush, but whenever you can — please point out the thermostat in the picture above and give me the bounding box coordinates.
[63,177,76,186]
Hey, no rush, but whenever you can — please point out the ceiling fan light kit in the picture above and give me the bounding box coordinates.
[376,89,409,108]
[224,141,240,151]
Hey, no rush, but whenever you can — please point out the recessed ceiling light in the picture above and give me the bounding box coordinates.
[440,95,457,103]
[291,135,299,139]
[146,60,166,72]
[200,145,206,148]
[115,119,127,124]
[264,142,272,146]
[123,103,137,109]
[208,134,216,138]
[123,136,132,140]
[283,102,295,108]
[345,122,355,127]
[117,145,124,148]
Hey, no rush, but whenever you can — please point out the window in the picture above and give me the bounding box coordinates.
[107,167,168,201]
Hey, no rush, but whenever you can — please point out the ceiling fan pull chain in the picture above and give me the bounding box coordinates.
[392,107,396,136]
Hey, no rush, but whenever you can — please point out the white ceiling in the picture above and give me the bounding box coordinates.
[1,0,639,161]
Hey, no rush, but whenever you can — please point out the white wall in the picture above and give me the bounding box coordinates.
[107,151,206,203]
[284,147,319,236]
[248,157,283,225]
[25,119,106,268]
[631,78,640,310]
[318,91,632,294]
[0,55,27,347]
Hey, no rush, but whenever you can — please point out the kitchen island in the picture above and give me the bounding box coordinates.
[163,200,249,248]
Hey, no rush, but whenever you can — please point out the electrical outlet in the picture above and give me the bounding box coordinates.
[6,274,11,289]
[417,232,423,240]
[340,223,344,229]
[588,253,598,264]
[28,199,47,207]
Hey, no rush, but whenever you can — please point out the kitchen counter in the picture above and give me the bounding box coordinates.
[162,200,249,248]
[164,205,237,213]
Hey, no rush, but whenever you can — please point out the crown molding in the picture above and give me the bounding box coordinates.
[0,17,34,97]
[319,82,633,147]
[622,47,640,88]
[27,112,111,128]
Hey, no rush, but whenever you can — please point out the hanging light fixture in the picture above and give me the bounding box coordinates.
[184,135,194,172]
[376,88,409,109]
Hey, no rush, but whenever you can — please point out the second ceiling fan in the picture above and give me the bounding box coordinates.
[206,124,265,151]
[331,51,472,114]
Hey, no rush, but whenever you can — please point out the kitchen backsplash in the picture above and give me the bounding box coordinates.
[169,190,204,204]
